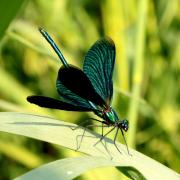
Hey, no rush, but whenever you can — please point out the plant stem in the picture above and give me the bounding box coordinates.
[127,0,148,148]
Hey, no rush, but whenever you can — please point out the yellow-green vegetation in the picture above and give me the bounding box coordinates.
[0,0,179,179]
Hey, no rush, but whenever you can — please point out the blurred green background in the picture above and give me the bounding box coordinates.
[0,0,179,179]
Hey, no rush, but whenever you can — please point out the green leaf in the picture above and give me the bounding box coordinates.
[0,0,26,40]
[15,156,145,180]
[0,112,178,179]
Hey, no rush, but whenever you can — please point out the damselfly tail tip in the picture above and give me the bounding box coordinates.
[38,27,45,33]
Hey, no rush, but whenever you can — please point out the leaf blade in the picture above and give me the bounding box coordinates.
[0,112,178,180]
[0,0,26,40]
[15,156,145,180]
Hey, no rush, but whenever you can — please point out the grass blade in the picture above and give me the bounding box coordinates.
[0,0,26,40]
[0,112,178,179]
[15,156,145,180]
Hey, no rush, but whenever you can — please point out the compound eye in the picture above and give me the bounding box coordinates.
[124,125,128,131]
[122,120,129,131]
[119,119,129,131]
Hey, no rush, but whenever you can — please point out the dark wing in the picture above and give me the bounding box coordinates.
[57,65,107,107]
[56,77,93,109]
[27,95,93,111]
[83,38,115,104]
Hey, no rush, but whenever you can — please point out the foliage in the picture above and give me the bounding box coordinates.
[0,0,179,179]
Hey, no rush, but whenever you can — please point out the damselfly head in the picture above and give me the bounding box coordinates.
[119,119,129,132]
